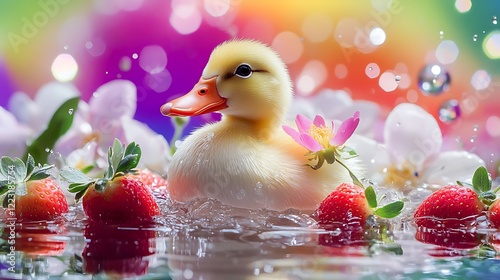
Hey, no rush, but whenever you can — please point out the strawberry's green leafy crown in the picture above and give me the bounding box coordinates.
[60,139,141,201]
[458,166,497,206]
[364,185,404,219]
[0,154,54,207]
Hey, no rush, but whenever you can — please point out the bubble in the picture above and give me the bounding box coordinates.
[395,75,401,83]
[365,63,380,79]
[438,99,461,123]
[471,70,491,90]
[119,56,132,72]
[417,64,451,95]
[494,16,498,25]
[473,34,478,41]
[51,54,78,82]
[435,40,459,64]
[369,27,386,46]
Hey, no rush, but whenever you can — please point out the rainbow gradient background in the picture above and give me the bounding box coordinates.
[0,0,499,175]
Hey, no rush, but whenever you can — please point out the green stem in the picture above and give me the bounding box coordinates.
[336,159,364,188]
[169,117,189,155]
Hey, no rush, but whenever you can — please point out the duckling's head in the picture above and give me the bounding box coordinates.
[161,39,292,126]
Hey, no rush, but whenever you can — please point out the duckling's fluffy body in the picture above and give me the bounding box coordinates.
[166,40,359,211]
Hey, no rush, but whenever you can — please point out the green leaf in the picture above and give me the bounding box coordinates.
[24,96,80,165]
[75,188,87,202]
[15,182,27,196]
[110,139,124,173]
[124,141,141,159]
[28,165,54,181]
[365,186,377,209]
[1,157,25,184]
[0,183,9,196]
[115,154,139,175]
[26,154,35,178]
[60,167,93,185]
[374,201,404,218]
[472,166,491,193]
[68,182,91,193]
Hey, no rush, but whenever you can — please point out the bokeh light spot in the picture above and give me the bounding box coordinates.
[204,0,230,17]
[297,75,315,95]
[119,56,132,72]
[406,90,419,103]
[470,70,491,90]
[372,0,393,11]
[144,69,172,93]
[51,54,78,82]
[170,0,202,34]
[483,31,500,59]
[378,71,398,92]
[486,116,500,137]
[435,40,459,64]
[439,99,461,123]
[455,0,472,13]
[365,63,380,79]
[139,45,167,74]
[334,64,348,79]
[369,27,386,46]
[271,32,304,64]
[301,14,334,43]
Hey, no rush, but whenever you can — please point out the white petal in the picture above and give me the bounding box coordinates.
[287,98,315,120]
[0,106,20,128]
[33,82,80,134]
[311,89,353,119]
[89,80,137,128]
[384,103,442,170]
[8,92,40,129]
[346,134,391,184]
[422,151,486,186]
[0,127,32,158]
[121,118,170,174]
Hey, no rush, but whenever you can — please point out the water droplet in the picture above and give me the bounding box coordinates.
[132,53,138,59]
[438,99,461,123]
[470,136,477,143]
[63,45,69,50]
[473,34,478,41]
[395,75,401,83]
[418,64,451,95]
[68,108,74,115]
[368,67,373,71]
[45,148,50,152]
[396,122,401,126]
[493,16,498,24]
[473,125,479,132]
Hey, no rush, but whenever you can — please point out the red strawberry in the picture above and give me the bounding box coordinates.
[316,183,373,226]
[83,222,155,277]
[414,185,485,229]
[61,139,160,225]
[488,199,500,227]
[82,177,159,224]
[126,168,168,194]
[1,155,68,222]
[315,183,404,246]
[415,228,481,251]
[414,165,494,230]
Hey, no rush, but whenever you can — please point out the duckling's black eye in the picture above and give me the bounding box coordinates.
[234,64,253,78]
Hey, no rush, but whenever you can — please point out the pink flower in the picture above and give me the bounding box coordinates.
[282,112,360,152]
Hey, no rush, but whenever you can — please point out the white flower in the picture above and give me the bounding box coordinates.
[0,106,32,158]
[55,80,171,174]
[348,103,485,189]
[287,89,381,138]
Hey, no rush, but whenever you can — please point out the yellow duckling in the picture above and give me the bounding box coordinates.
[161,39,360,211]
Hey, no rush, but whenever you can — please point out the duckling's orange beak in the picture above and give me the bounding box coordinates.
[160,76,227,117]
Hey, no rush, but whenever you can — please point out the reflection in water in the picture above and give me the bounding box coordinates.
[2,198,500,279]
